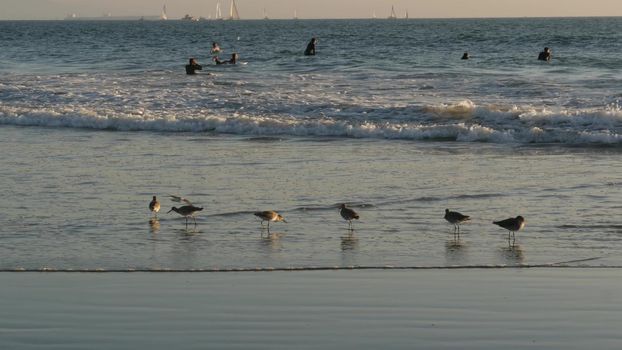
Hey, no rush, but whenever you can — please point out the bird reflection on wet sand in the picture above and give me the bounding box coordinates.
[341,233,359,251]
[149,218,160,233]
[445,237,468,265]
[499,244,524,265]
[259,231,283,252]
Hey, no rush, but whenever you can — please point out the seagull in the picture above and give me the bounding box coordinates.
[493,216,526,242]
[168,205,203,227]
[339,204,359,230]
[254,211,287,231]
[444,209,470,233]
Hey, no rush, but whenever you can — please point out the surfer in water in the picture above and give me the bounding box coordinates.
[304,37,317,56]
[211,42,221,55]
[461,52,470,60]
[538,47,552,61]
[185,58,202,75]
[214,53,238,65]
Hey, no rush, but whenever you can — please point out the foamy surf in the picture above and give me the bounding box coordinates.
[1,102,620,144]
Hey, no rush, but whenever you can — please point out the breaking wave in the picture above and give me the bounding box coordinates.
[1,101,621,145]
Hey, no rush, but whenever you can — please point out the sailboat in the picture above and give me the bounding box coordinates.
[215,1,223,20]
[263,8,269,20]
[160,4,168,20]
[372,11,377,19]
[228,0,240,20]
[405,10,409,19]
[293,9,298,20]
[388,5,397,19]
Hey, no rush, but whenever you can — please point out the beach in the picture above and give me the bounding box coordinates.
[2,269,622,349]
[1,17,621,349]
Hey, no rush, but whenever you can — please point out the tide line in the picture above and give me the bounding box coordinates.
[1,264,619,273]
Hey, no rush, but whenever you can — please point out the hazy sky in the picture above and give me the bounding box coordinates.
[1,0,621,20]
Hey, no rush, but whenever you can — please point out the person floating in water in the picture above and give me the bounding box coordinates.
[304,37,317,56]
[211,42,221,55]
[538,47,552,61]
[185,58,202,75]
[461,52,470,60]
[214,53,238,65]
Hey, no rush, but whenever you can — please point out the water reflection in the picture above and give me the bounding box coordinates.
[341,233,359,251]
[445,237,468,265]
[499,244,525,265]
[259,231,283,252]
[149,218,160,234]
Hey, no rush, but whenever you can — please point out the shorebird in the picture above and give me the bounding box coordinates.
[493,216,526,242]
[254,211,287,230]
[444,209,470,233]
[168,194,193,205]
[339,204,359,230]
[149,196,160,217]
[168,205,203,226]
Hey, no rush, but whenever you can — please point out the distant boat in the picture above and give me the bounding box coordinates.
[181,14,199,21]
[215,1,223,20]
[228,0,240,20]
[294,9,298,20]
[160,4,168,20]
[405,10,409,19]
[263,8,269,20]
[65,13,78,20]
[372,11,377,19]
[388,6,397,19]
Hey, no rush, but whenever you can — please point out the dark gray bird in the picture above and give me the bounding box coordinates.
[168,205,203,226]
[444,209,470,233]
[339,204,360,230]
[254,210,287,230]
[493,216,525,242]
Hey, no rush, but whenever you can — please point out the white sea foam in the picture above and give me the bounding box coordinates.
[1,102,621,145]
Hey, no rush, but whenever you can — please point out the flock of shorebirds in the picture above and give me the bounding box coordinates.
[149,195,526,242]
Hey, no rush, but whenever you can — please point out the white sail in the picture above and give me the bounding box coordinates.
[263,8,268,20]
[294,9,298,20]
[405,10,409,19]
[372,11,377,19]
[216,1,222,20]
[160,4,168,20]
[388,5,397,19]
[229,0,240,20]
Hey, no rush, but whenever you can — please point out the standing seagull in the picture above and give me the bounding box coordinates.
[149,196,161,218]
[168,205,203,227]
[493,216,526,243]
[340,204,360,230]
[444,209,470,233]
[254,211,287,231]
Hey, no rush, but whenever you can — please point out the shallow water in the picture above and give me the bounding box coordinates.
[1,125,621,270]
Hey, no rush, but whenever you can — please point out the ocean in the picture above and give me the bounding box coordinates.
[0,18,621,270]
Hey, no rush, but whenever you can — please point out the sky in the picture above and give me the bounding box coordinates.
[1,0,621,20]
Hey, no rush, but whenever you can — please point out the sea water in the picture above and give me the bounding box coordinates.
[0,18,621,270]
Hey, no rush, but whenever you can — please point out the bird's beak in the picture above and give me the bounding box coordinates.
[167,209,173,213]
[283,219,288,223]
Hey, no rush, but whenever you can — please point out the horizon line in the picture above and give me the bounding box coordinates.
[1,15,621,21]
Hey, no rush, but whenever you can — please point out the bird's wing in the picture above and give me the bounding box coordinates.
[169,194,193,205]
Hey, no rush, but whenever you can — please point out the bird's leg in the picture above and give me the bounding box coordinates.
[193,216,197,227]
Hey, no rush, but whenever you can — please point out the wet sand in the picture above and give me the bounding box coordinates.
[1,269,621,349]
